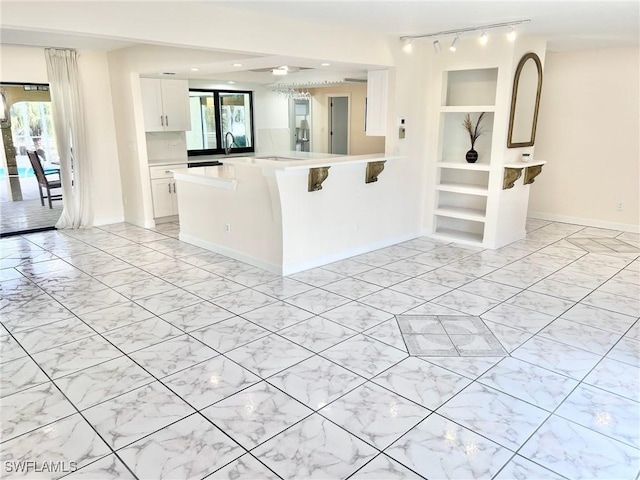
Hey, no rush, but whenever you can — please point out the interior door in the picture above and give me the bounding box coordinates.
[329,96,348,155]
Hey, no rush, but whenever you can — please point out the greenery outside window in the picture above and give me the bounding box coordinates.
[186,89,254,156]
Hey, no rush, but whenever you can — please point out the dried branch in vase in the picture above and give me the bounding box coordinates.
[462,112,486,148]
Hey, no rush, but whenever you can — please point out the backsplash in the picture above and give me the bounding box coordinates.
[146,132,187,161]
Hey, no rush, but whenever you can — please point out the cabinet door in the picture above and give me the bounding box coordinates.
[160,80,191,132]
[366,70,388,137]
[151,178,175,218]
[140,78,165,132]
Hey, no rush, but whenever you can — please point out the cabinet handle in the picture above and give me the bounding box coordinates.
[160,116,164,127]
[165,115,169,127]
[173,183,177,193]
[168,182,171,193]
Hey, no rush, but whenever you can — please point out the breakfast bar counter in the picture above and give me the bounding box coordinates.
[173,152,418,275]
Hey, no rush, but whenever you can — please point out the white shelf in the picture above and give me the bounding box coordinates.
[435,206,486,222]
[440,105,496,113]
[432,228,484,246]
[437,162,491,171]
[436,182,489,196]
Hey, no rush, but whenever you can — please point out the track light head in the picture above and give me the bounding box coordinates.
[433,39,441,53]
[507,26,517,42]
[402,38,413,53]
[479,31,488,45]
[449,36,459,52]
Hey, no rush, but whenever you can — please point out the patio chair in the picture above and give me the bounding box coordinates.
[26,150,62,209]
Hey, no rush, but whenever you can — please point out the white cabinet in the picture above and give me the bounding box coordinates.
[140,78,191,132]
[366,69,388,136]
[149,165,181,218]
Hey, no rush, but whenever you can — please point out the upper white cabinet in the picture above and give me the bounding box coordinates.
[140,78,191,132]
[366,69,388,136]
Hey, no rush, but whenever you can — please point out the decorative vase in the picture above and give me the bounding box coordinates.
[465,149,478,163]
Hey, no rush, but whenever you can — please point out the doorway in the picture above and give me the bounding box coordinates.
[0,83,62,237]
[328,95,349,155]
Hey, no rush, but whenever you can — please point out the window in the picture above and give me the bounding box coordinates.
[186,89,254,156]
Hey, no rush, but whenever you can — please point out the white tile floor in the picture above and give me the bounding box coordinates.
[0,219,639,479]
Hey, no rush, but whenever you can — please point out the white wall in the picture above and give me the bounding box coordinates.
[0,45,124,225]
[531,47,640,231]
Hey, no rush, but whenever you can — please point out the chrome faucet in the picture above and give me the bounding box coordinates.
[224,132,235,155]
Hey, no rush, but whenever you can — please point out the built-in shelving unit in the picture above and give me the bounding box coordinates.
[434,67,498,245]
[425,37,547,249]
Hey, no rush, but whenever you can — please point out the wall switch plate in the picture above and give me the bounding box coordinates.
[399,126,406,139]
[224,223,231,233]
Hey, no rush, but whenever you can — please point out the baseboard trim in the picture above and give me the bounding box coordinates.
[92,216,125,227]
[179,231,422,276]
[528,212,640,234]
[179,233,283,274]
[282,232,421,275]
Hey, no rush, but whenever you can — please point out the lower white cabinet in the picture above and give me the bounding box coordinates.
[149,164,183,218]
[151,178,178,217]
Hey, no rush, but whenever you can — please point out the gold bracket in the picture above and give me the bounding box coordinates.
[308,167,330,192]
[365,161,386,184]
[524,164,544,185]
[503,167,523,190]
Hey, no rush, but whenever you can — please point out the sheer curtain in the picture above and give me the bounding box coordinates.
[45,48,93,228]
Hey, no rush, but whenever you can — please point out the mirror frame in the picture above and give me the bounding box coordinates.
[507,52,543,148]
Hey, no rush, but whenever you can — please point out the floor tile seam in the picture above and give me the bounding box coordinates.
[106,410,250,472]
[509,407,635,477]
[235,311,314,335]
[345,451,429,480]
[209,397,317,454]
[0,334,133,478]
[550,402,640,451]
[7,323,100,358]
[434,384,553,452]
[262,365,367,413]
[201,311,328,358]
[532,322,627,358]
[491,451,570,480]
[541,314,632,341]
[379,409,517,470]
[474,367,579,415]
[313,397,430,453]
[201,451,284,480]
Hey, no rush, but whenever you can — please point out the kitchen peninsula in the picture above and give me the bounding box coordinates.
[173,152,416,275]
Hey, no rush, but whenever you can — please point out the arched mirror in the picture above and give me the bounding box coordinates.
[507,52,543,148]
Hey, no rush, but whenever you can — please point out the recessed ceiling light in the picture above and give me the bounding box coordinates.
[228,81,236,84]
[232,63,243,67]
[191,68,200,72]
[321,63,330,66]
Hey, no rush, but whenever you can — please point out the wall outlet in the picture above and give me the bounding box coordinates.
[224,223,231,233]
[617,202,624,211]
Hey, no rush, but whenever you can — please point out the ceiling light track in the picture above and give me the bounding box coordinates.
[400,19,530,45]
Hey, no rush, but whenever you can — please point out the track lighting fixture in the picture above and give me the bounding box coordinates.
[449,36,459,52]
[399,19,529,53]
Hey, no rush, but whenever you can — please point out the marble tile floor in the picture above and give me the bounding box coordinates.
[0,200,63,237]
[0,218,639,479]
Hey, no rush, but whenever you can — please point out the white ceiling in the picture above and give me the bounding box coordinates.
[1,1,637,85]
[219,0,639,52]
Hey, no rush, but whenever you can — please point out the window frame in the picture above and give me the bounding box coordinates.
[187,88,255,157]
